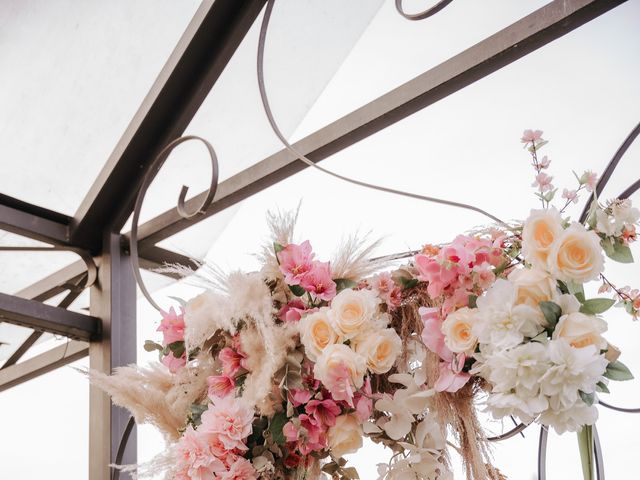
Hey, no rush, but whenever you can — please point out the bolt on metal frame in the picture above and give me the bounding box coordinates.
[0,0,634,478]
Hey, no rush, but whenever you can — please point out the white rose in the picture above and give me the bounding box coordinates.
[553,312,608,350]
[330,289,378,339]
[300,308,339,361]
[522,208,563,269]
[508,268,557,309]
[441,307,477,354]
[328,414,363,458]
[314,344,366,392]
[353,328,402,374]
[547,223,604,283]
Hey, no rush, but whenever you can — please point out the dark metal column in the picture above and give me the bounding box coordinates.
[89,232,137,479]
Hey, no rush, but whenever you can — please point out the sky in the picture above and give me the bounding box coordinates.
[1,0,640,479]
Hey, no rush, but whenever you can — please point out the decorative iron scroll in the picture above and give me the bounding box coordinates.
[394,0,454,21]
[128,135,219,312]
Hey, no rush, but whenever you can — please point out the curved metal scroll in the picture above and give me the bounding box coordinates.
[395,0,454,21]
[0,245,97,294]
[257,0,508,228]
[129,135,219,312]
[579,121,640,223]
[538,424,605,480]
[487,421,530,442]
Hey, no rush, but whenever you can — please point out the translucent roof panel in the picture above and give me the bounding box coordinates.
[0,0,200,214]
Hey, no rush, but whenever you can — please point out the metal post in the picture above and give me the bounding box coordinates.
[89,232,137,479]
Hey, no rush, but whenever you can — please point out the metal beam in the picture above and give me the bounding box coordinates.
[133,0,626,246]
[90,232,137,479]
[0,291,100,341]
[0,194,71,245]
[70,0,266,252]
[0,340,88,393]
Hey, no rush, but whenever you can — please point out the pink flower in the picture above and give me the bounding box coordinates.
[283,421,299,442]
[581,170,598,192]
[298,414,328,454]
[162,352,186,373]
[278,299,307,323]
[419,307,452,362]
[289,388,312,407]
[305,398,340,427]
[300,261,337,301]
[473,262,495,290]
[219,347,246,377]
[175,425,225,480]
[157,307,185,345]
[199,396,253,451]
[207,375,236,399]
[371,273,402,308]
[521,129,543,144]
[277,240,314,285]
[538,155,551,169]
[354,377,373,422]
[318,362,356,407]
[562,188,579,204]
[218,457,257,480]
[532,172,553,192]
[434,355,470,393]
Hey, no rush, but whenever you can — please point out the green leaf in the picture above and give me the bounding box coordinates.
[167,340,185,358]
[400,277,419,290]
[189,404,208,427]
[273,242,284,254]
[342,467,360,479]
[604,360,634,381]
[595,381,610,394]
[143,340,163,352]
[566,280,585,299]
[289,284,306,297]
[557,280,569,295]
[539,301,562,329]
[269,411,288,445]
[468,294,478,309]
[577,425,594,480]
[610,241,634,263]
[579,390,595,406]
[579,298,616,315]
[334,278,357,292]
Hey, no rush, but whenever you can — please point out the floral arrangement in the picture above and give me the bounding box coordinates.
[91,130,637,480]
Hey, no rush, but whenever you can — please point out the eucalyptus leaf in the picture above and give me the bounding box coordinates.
[400,277,419,290]
[269,411,288,446]
[539,301,562,329]
[595,381,610,394]
[289,284,306,297]
[579,298,616,315]
[604,360,634,381]
[273,242,284,254]
[468,294,478,309]
[579,390,595,406]
[610,241,634,263]
[143,340,163,352]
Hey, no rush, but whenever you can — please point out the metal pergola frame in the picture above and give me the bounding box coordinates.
[0,0,629,478]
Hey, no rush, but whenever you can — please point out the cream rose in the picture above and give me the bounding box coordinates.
[441,307,477,354]
[522,208,563,269]
[328,414,363,458]
[508,268,557,309]
[330,289,378,339]
[354,328,402,374]
[547,223,604,283]
[300,308,339,361]
[553,312,607,349]
[314,344,366,392]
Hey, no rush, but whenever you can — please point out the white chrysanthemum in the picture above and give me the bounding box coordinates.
[474,279,545,351]
[477,342,550,422]
[539,340,608,411]
[539,402,599,435]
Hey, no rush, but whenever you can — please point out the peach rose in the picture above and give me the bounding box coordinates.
[330,289,378,339]
[508,268,557,308]
[547,223,604,283]
[353,328,402,374]
[441,307,477,354]
[522,208,563,269]
[328,414,363,458]
[553,312,607,349]
[300,308,339,361]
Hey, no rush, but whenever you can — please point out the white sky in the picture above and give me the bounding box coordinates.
[1,0,639,479]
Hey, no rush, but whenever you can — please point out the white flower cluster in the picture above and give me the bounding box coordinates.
[595,199,640,237]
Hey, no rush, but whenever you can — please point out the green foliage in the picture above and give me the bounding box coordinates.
[595,381,610,394]
[539,301,562,330]
[399,277,419,290]
[579,390,595,406]
[468,294,478,309]
[334,278,357,292]
[604,360,634,381]
[289,284,306,297]
[601,237,634,263]
[579,298,615,315]
[269,411,288,446]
